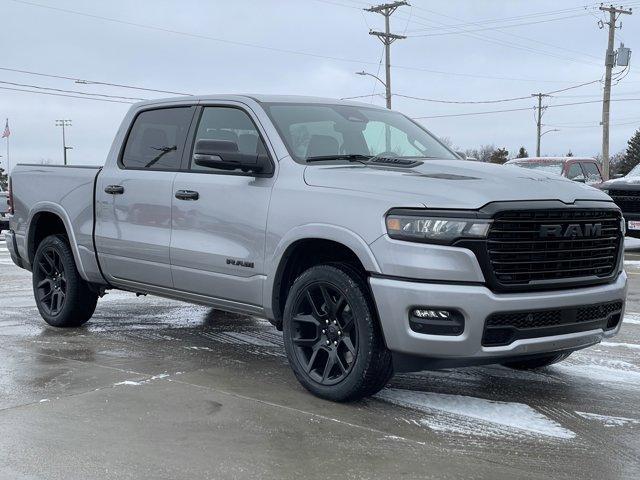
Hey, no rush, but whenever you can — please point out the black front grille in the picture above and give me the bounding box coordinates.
[483,300,624,347]
[486,209,622,288]
[608,189,640,213]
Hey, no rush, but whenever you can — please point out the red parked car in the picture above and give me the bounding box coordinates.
[505,157,605,187]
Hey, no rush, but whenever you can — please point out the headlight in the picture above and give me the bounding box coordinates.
[601,189,610,194]
[386,212,492,244]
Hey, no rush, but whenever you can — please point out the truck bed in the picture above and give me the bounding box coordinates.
[10,164,103,282]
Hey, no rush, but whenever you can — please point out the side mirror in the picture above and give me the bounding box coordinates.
[612,173,624,179]
[573,177,586,183]
[193,139,271,174]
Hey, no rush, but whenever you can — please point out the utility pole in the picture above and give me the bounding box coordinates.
[599,4,632,180]
[365,1,409,110]
[532,93,550,157]
[55,119,72,165]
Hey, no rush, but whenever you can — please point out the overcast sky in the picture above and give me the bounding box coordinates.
[1,0,639,170]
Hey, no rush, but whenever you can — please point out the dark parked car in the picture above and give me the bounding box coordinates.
[600,164,640,238]
[506,157,605,187]
[0,185,9,231]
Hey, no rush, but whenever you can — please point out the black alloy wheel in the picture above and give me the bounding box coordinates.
[35,246,67,316]
[283,264,393,402]
[290,281,358,385]
[32,235,98,328]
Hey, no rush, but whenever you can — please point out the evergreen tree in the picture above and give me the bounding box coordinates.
[489,147,509,164]
[0,166,7,190]
[620,129,640,176]
[516,146,528,158]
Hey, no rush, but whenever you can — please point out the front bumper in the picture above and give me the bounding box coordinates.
[370,272,627,367]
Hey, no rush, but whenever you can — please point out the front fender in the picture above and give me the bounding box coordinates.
[263,223,382,319]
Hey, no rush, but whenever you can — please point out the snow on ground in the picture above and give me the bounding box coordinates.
[623,313,640,325]
[575,411,640,427]
[601,341,640,350]
[624,237,640,250]
[554,363,640,388]
[376,389,575,440]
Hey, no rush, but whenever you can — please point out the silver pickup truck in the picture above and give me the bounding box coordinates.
[6,95,627,401]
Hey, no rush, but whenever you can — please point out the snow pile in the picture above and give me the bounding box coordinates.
[114,373,169,387]
[576,411,640,427]
[376,388,575,440]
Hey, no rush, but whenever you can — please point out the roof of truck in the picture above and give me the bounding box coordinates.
[134,94,386,109]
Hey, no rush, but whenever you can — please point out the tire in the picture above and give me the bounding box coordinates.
[501,352,572,370]
[32,234,98,328]
[282,264,393,402]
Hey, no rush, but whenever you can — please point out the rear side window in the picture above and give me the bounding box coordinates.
[582,162,603,183]
[121,107,193,170]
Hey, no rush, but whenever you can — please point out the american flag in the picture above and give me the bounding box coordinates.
[1,119,9,138]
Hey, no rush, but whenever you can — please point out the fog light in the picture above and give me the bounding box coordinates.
[413,309,451,319]
[409,307,464,336]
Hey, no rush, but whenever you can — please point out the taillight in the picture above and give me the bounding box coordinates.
[7,177,14,215]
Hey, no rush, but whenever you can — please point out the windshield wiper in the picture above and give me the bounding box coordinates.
[305,154,372,163]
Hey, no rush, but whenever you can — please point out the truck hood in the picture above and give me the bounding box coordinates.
[303,160,612,209]
[600,175,640,191]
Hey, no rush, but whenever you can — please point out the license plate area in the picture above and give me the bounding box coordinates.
[628,220,640,230]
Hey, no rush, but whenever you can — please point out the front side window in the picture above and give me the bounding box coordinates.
[582,162,603,183]
[121,107,193,170]
[190,107,268,172]
[263,103,457,162]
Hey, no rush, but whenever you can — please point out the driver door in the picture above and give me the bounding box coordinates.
[170,105,276,307]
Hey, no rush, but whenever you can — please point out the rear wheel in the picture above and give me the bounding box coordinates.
[33,235,98,328]
[501,352,572,370]
[282,264,393,402]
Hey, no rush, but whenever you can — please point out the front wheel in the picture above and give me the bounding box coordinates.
[501,352,572,370]
[33,235,99,328]
[282,264,393,402]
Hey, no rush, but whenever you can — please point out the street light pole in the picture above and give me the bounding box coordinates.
[356,71,387,90]
[55,119,72,165]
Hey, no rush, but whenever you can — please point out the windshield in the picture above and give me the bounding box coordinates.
[510,161,564,175]
[263,103,458,163]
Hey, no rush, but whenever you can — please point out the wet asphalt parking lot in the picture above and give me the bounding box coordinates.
[1,235,639,480]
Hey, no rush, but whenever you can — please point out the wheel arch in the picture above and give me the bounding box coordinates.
[26,203,88,280]
[266,225,381,329]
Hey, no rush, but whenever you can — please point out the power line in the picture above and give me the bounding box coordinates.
[397,7,603,67]
[405,3,604,31]
[0,86,135,104]
[407,13,591,37]
[6,1,602,84]
[357,79,601,104]
[0,66,188,96]
[0,80,147,101]
[412,98,640,119]
[403,5,603,63]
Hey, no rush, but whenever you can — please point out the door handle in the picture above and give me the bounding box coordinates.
[104,185,125,195]
[175,190,199,201]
